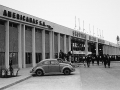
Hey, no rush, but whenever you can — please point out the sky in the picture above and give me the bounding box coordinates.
[0,0,120,43]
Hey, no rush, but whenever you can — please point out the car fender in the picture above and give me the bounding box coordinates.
[61,66,71,73]
[35,67,45,74]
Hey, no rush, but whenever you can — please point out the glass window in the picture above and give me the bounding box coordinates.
[54,53,58,58]
[9,22,18,28]
[26,53,32,64]
[0,20,5,25]
[43,61,50,65]
[25,26,32,31]
[0,52,5,67]
[45,53,50,59]
[51,60,59,65]
[36,53,42,63]
[9,52,18,65]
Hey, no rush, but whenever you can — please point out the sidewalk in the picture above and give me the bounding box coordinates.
[0,67,32,90]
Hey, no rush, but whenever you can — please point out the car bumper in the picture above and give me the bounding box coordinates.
[30,69,35,74]
[71,68,75,72]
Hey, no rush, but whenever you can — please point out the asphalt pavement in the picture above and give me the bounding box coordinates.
[79,61,120,90]
[0,61,120,90]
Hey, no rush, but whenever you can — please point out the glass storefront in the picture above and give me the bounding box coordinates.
[36,53,42,63]
[9,52,18,68]
[88,42,96,55]
[26,52,32,64]
[0,53,5,68]
[45,53,50,59]
[71,37,86,63]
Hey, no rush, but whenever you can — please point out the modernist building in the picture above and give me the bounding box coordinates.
[0,5,120,69]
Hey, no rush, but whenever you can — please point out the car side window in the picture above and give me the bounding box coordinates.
[43,61,50,65]
[51,60,59,65]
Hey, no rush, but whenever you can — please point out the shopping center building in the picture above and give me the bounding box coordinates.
[0,5,120,69]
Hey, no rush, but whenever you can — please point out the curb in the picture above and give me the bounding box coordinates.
[0,75,32,90]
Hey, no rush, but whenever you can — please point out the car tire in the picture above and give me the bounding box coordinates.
[36,69,43,76]
[63,69,71,75]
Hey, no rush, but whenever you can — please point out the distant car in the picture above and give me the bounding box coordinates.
[30,59,75,76]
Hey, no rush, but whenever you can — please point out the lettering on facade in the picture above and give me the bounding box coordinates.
[3,10,53,29]
[73,31,86,39]
[89,36,96,42]
[98,39,105,44]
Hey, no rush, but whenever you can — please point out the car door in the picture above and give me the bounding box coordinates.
[42,60,50,73]
[49,60,60,73]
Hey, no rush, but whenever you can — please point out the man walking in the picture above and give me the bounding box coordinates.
[92,55,95,66]
[96,55,99,66]
[108,55,111,68]
[103,55,107,68]
[86,55,91,67]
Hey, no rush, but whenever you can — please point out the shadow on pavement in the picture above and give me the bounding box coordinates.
[1,75,21,78]
[31,73,75,77]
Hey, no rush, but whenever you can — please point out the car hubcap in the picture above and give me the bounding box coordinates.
[37,71,42,76]
[64,70,70,75]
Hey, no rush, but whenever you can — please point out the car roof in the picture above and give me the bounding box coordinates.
[40,59,57,62]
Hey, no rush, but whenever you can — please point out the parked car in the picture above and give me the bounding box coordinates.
[30,59,75,76]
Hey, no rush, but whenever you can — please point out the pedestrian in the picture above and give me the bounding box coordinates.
[59,50,64,59]
[91,55,95,66]
[103,55,107,68]
[96,55,99,66]
[9,59,13,76]
[108,55,111,68]
[86,55,91,67]
[82,56,86,67]
[101,55,104,64]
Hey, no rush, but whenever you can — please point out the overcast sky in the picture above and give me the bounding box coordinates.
[0,0,120,43]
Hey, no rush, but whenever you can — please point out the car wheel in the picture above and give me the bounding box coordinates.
[63,69,71,75]
[36,69,43,76]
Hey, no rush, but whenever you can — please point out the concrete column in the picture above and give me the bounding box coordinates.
[85,40,88,55]
[49,31,53,58]
[5,20,9,69]
[22,25,26,68]
[58,33,60,58]
[52,32,55,58]
[42,30,45,60]
[32,27,36,67]
[18,24,22,69]
[68,36,71,51]
[68,36,71,63]
[64,35,66,54]
[96,42,98,55]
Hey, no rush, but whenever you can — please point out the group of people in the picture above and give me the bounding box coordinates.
[58,50,119,68]
[59,50,72,61]
[82,54,112,68]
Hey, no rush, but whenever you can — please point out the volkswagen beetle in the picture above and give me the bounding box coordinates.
[30,59,75,76]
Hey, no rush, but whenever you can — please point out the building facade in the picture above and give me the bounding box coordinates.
[0,5,120,69]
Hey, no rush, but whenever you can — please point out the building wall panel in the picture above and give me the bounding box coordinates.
[35,29,42,53]
[0,25,5,52]
[25,29,32,52]
[9,27,18,52]
[60,34,64,52]
[66,36,69,53]
[54,33,58,53]
[45,31,50,53]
